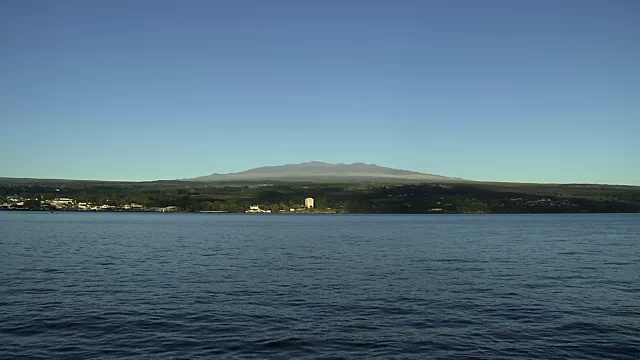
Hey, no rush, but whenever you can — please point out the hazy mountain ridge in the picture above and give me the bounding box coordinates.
[188,161,463,182]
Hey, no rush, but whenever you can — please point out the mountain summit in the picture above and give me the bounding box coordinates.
[188,162,462,182]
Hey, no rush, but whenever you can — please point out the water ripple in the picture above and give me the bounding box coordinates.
[1,212,639,359]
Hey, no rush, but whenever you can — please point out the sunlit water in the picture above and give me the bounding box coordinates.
[1,212,639,358]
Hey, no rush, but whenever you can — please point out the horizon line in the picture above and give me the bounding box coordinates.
[0,175,638,187]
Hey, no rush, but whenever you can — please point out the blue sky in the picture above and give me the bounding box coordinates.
[1,0,639,184]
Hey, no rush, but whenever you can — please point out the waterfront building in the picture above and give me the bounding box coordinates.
[305,197,315,209]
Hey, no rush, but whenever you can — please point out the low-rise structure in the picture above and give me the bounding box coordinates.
[48,198,75,208]
[246,205,271,213]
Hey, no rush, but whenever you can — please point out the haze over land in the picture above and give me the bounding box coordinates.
[0,160,636,186]
[188,162,463,183]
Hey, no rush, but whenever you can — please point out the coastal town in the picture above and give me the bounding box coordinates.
[245,197,315,213]
[0,196,179,212]
[0,195,319,214]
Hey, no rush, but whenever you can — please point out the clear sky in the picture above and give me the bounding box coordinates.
[1,0,639,184]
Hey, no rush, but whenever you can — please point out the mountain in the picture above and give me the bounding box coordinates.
[187,161,464,182]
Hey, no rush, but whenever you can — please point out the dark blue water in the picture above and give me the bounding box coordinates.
[1,212,639,359]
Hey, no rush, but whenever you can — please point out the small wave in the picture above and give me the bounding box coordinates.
[97,262,116,266]
[258,337,313,350]
[552,321,618,335]
[434,258,484,264]
[4,287,57,295]
[43,268,62,273]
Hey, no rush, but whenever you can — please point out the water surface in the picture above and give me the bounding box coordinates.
[1,212,639,358]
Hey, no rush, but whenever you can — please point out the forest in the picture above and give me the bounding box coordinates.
[2,178,639,213]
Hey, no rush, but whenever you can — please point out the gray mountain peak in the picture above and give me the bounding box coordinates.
[187,162,462,182]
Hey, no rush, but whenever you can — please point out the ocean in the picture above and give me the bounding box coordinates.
[1,212,639,358]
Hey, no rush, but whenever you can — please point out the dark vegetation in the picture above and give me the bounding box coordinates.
[1,177,639,213]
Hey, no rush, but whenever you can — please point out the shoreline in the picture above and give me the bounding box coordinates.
[2,209,638,215]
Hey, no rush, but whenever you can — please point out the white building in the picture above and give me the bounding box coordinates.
[246,205,271,213]
[305,197,314,209]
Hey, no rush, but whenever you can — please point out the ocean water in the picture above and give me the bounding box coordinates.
[1,212,639,359]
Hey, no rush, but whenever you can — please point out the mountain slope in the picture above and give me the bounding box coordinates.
[187,162,463,182]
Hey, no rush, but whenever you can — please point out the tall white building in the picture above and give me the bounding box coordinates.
[305,197,315,209]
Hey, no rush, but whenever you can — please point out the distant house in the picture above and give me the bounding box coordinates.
[246,205,271,213]
[305,198,314,209]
